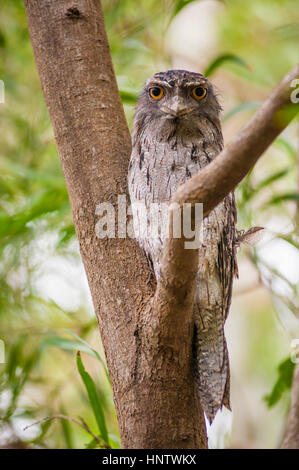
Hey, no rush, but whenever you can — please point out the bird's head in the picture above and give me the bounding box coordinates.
[132,70,222,143]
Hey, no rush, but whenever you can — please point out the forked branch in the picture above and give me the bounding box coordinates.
[155,64,299,329]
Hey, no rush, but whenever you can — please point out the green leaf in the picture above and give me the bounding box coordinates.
[204,53,249,77]
[119,89,139,105]
[76,352,109,445]
[171,0,195,18]
[5,345,40,420]
[107,433,121,449]
[254,168,292,193]
[86,433,120,449]
[274,23,299,40]
[274,138,297,162]
[5,337,26,382]
[0,29,5,48]
[57,224,76,247]
[85,437,100,449]
[264,357,295,408]
[239,168,295,205]
[4,160,65,190]
[29,419,53,444]
[263,192,299,207]
[41,337,99,358]
[222,102,260,122]
[60,406,73,449]
[63,329,110,383]
[0,188,69,240]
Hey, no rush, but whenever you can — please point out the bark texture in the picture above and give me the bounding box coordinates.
[24,0,299,449]
[281,363,299,449]
[24,0,206,448]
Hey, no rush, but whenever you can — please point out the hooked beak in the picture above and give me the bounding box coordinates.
[160,98,192,117]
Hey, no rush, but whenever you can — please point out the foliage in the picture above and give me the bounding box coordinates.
[0,0,298,449]
[76,352,109,447]
[264,358,295,408]
[219,0,299,87]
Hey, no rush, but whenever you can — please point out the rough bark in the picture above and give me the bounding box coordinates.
[24,0,299,449]
[281,363,299,449]
[24,0,206,449]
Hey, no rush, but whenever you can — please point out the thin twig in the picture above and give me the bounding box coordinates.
[23,414,111,449]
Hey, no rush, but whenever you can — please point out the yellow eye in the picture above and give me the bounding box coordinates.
[149,87,164,100]
[192,86,207,100]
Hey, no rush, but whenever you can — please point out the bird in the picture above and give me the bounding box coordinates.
[128,69,238,424]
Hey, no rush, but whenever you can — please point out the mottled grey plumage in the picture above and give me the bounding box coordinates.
[128,70,237,423]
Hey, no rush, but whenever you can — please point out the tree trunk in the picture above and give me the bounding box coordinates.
[24,0,299,449]
[23,0,206,448]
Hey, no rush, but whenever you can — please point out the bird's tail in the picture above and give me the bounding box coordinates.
[193,307,230,424]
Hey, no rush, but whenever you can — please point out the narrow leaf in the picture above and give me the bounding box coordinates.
[85,437,100,449]
[63,329,110,383]
[264,357,295,408]
[254,168,292,192]
[222,102,260,122]
[204,53,249,77]
[119,90,139,105]
[60,406,73,449]
[171,0,195,18]
[274,138,297,162]
[41,337,100,358]
[76,352,109,444]
[263,192,299,207]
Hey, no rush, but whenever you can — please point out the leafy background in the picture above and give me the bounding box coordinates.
[0,0,298,448]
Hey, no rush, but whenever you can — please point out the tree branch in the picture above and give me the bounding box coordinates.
[174,65,299,212]
[155,64,299,327]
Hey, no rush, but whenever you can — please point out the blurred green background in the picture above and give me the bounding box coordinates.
[0,0,298,449]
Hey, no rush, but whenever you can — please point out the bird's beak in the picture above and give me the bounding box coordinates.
[161,97,191,117]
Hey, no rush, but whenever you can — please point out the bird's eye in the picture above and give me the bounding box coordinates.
[192,87,207,100]
[149,87,164,100]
